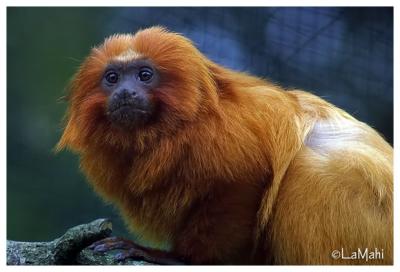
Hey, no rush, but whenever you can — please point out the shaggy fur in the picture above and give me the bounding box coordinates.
[57,27,393,264]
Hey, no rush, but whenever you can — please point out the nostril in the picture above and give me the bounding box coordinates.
[121,89,130,99]
[112,92,120,100]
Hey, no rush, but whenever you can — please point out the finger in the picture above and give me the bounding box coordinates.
[88,236,120,249]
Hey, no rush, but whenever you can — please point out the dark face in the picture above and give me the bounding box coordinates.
[102,59,159,128]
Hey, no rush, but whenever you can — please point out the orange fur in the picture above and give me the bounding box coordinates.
[57,27,393,264]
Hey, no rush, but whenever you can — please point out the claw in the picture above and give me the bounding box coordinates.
[114,252,126,261]
[93,244,108,252]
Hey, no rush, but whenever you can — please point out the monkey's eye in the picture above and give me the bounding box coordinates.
[105,71,119,84]
[138,68,153,82]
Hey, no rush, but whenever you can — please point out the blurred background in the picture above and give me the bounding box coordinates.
[7,7,393,241]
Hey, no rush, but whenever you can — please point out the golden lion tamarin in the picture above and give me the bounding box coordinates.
[57,27,393,265]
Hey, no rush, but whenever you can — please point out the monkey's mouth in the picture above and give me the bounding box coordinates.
[107,102,151,128]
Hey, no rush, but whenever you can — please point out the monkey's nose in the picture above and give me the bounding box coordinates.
[108,88,149,114]
[113,89,137,100]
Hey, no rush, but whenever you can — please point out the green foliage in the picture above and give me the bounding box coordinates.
[7,7,129,241]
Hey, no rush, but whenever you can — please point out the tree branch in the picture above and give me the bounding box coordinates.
[7,219,154,265]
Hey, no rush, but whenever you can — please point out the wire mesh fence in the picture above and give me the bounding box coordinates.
[104,7,393,143]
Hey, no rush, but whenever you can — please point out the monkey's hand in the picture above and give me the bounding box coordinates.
[88,237,185,265]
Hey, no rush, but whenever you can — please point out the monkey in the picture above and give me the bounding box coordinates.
[56,26,393,265]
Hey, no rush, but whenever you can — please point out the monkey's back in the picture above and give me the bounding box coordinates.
[264,90,393,264]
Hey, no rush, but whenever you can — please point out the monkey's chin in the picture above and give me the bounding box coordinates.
[107,105,151,129]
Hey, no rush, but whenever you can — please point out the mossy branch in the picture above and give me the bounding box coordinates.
[7,219,153,265]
